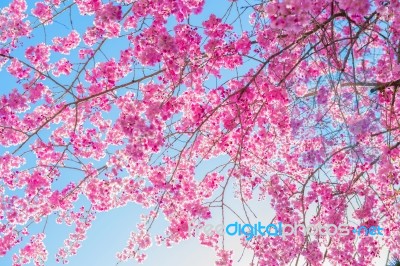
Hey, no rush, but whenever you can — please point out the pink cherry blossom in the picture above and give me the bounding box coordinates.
[0,0,399,265]
[51,30,80,55]
[31,2,52,25]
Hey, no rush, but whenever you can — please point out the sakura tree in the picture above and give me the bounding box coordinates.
[0,0,399,265]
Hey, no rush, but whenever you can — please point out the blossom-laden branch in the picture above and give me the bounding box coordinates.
[0,0,400,265]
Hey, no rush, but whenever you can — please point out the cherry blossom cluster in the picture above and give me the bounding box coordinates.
[0,0,399,265]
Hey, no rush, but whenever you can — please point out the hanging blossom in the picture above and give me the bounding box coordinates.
[0,0,399,265]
